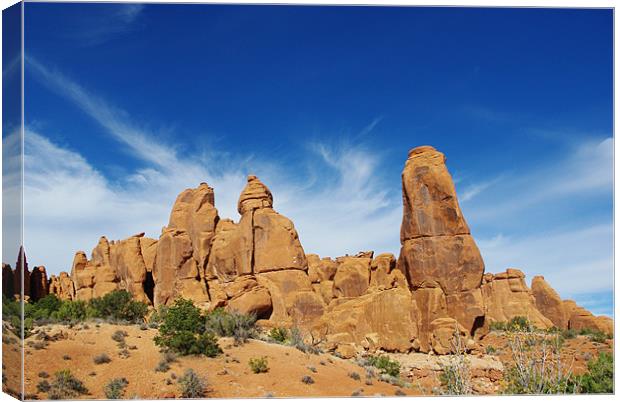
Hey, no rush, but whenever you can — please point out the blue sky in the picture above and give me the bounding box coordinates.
[13,3,613,315]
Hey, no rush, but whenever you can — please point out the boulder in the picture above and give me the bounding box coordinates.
[531,276,568,329]
[71,251,96,301]
[253,207,307,273]
[400,146,470,241]
[2,263,14,299]
[206,218,253,281]
[167,183,219,276]
[227,287,272,319]
[13,247,31,299]
[256,270,324,328]
[140,237,158,272]
[321,287,419,353]
[481,270,553,329]
[563,300,614,334]
[399,235,484,294]
[412,287,449,352]
[153,228,209,307]
[29,266,49,301]
[369,253,408,290]
[333,257,370,298]
[429,318,469,355]
[110,234,150,304]
[307,254,338,283]
[237,175,273,214]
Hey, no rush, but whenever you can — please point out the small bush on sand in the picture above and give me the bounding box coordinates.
[249,357,269,374]
[93,353,111,364]
[38,371,49,379]
[349,372,361,381]
[36,380,51,393]
[111,330,128,343]
[154,299,222,357]
[204,308,257,345]
[104,378,129,399]
[47,370,89,400]
[367,355,400,377]
[155,360,170,373]
[301,375,314,384]
[268,327,289,343]
[289,327,320,354]
[178,369,207,398]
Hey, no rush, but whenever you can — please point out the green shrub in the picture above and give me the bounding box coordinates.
[204,308,257,344]
[485,345,496,355]
[268,327,288,343]
[489,317,532,333]
[249,357,269,374]
[103,378,128,399]
[561,329,577,339]
[30,295,62,321]
[576,352,613,393]
[88,291,148,323]
[154,298,222,357]
[367,355,400,377]
[47,370,89,400]
[578,328,611,344]
[51,300,88,322]
[178,369,207,398]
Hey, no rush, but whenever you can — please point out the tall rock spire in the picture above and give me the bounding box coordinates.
[397,146,486,349]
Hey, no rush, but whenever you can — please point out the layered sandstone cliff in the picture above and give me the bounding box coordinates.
[4,145,611,356]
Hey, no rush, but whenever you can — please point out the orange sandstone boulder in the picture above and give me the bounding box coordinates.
[29,266,49,301]
[333,257,371,298]
[531,275,568,329]
[321,287,420,353]
[481,269,553,329]
[167,183,219,276]
[153,229,209,307]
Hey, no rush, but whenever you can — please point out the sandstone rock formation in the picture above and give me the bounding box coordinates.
[397,146,486,351]
[38,145,612,355]
[29,266,49,302]
[481,270,553,329]
[2,263,14,299]
[531,275,568,329]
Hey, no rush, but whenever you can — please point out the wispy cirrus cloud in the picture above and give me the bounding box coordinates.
[56,4,145,47]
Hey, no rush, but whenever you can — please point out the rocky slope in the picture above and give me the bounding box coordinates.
[3,146,613,354]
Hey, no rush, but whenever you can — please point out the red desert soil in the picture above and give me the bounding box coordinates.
[23,323,418,399]
[2,327,22,398]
